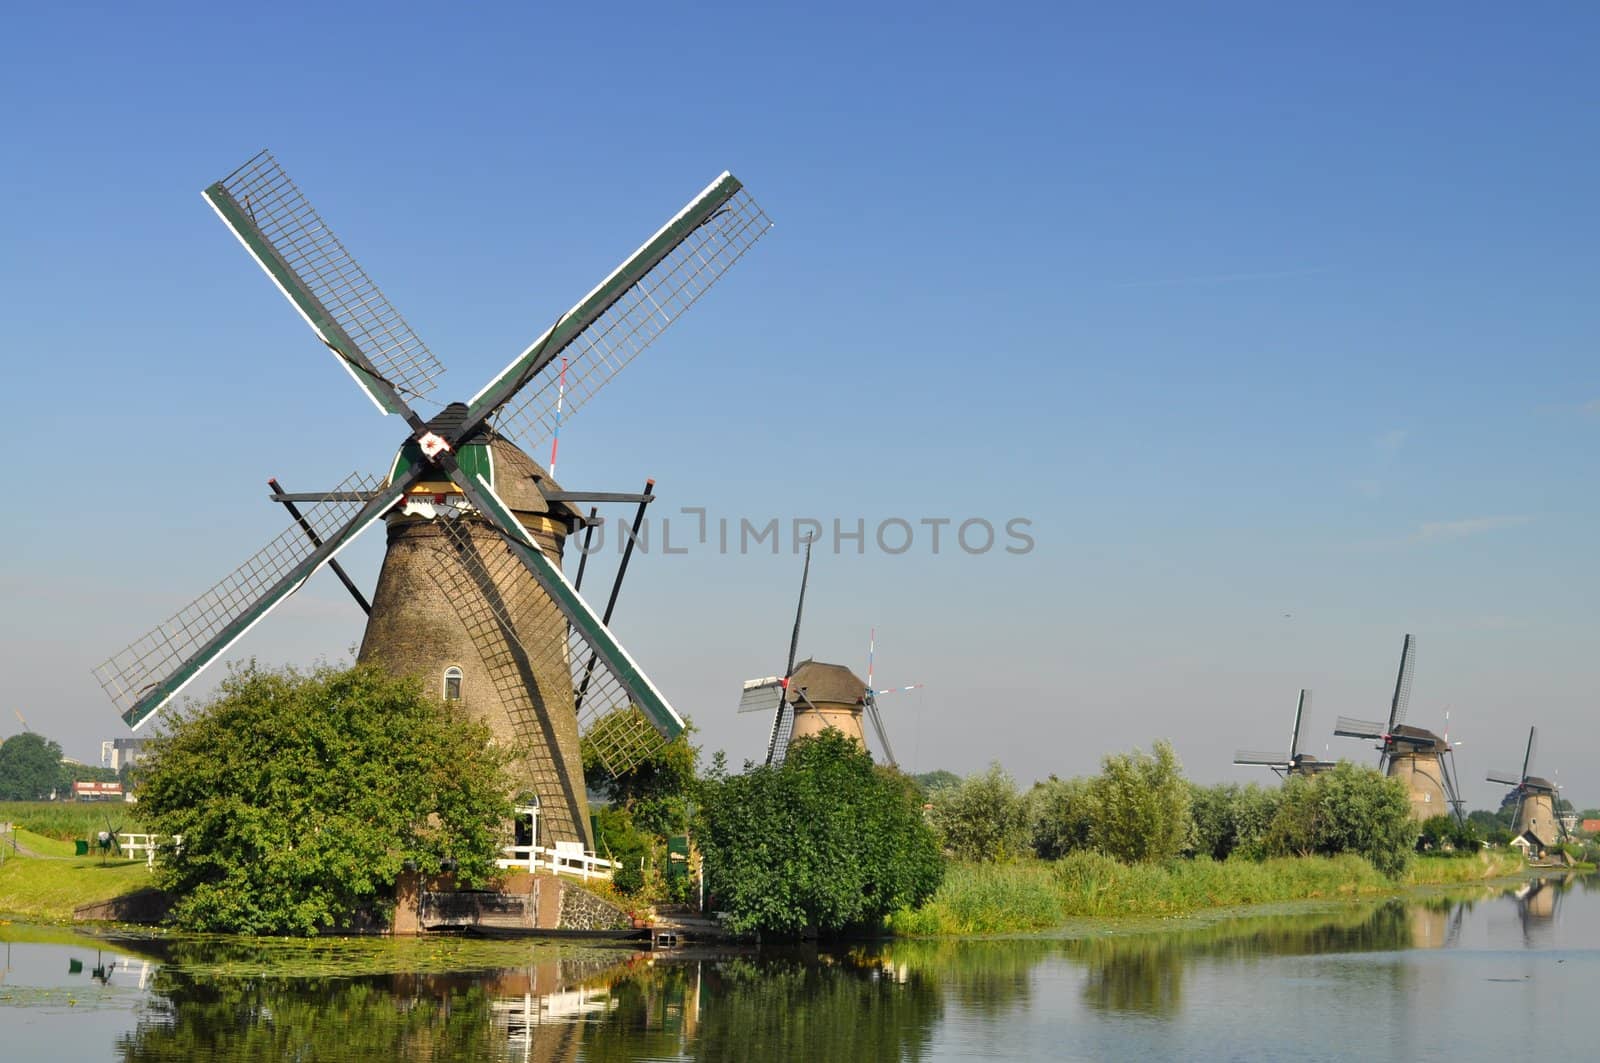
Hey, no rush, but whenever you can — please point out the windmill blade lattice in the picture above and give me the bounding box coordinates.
[428,513,668,779]
[864,693,897,768]
[1334,716,1386,739]
[1289,689,1311,758]
[205,150,447,413]
[480,178,772,459]
[93,472,389,726]
[738,677,786,716]
[1388,634,1417,730]
[1234,750,1291,767]
[1486,769,1523,787]
[1522,726,1538,781]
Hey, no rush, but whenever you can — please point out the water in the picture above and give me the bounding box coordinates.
[2,874,1596,1060]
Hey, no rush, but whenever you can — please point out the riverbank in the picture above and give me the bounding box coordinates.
[0,829,152,922]
[889,851,1528,935]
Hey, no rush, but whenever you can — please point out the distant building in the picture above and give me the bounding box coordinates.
[99,738,148,771]
[72,780,124,802]
[1580,818,1600,836]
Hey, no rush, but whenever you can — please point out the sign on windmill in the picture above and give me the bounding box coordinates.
[93,150,772,849]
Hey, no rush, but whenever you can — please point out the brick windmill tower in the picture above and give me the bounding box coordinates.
[95,150,771,847]
[1334,634,1467,823]
[1488,726,1566,853]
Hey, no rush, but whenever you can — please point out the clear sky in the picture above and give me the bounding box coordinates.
[2,2,1595,810]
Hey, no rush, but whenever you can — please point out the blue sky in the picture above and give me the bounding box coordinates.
[1,2,1596,808]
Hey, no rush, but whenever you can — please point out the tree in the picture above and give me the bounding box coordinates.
[914,770,961,797]
[1029,775,1096,860]
[1265,762,1414,878]
[1087,740,1192,864]
[928,763,1030,862]
[0,732,64,800]
[697,730,942,936]
[137,662,512,935]
[1417,814,1455,852]
[1190,782,1280,861]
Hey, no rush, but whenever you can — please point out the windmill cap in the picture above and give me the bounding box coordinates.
[786,660,868,706]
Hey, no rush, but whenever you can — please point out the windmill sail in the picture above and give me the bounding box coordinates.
[1233,750,1291,767]
[739,677,787,716]
[1289,689,1311,758]
[204,150,446,414]
[1334,716,1386,739]
[1387,633,1417,730]
[468,173,772,459]
[864,693,898,768]
[93,472,397,728]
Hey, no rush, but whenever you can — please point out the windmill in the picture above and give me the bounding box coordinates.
[1233,689,1334,778]
[1333,634,1466,823]
[1487,726,1565,851]
[95,814,125,865]
[93,150,771,848]
[736,540,895,766]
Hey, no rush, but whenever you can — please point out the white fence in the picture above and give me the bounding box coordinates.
[114,833,181,868]
[496,840,618,882]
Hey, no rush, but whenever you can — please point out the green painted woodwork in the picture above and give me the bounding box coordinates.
[203,184,406,417]
[388,438,495,488]
[462,173,745,435]
[445,465,685,741]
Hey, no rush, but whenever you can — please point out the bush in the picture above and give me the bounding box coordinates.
[1266,762,1414,878]
[591,805,651,894]
[1190,783,1280,861]
[138,662,513,934]
[1029,776,1095,860]
[928,764,1030,862]
[1088,740,1192,864]
[698,730,942,936]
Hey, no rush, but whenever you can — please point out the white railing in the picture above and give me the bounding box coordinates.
[116,833,181,868]
[496,840,618,882]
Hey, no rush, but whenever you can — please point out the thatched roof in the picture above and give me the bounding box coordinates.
[786,660,867,708]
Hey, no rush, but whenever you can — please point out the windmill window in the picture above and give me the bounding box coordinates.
[443,667,463,701]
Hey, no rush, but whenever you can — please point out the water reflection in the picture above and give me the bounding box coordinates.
[4,873,1594,1060]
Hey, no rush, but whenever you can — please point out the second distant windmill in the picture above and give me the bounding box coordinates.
[1334,634,1466,823]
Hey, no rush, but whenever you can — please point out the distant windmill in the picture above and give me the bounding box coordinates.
[1334,634,1466,823]
[1488,726,1566,850]
[1233,689,1334,778]
[736,542,903,766]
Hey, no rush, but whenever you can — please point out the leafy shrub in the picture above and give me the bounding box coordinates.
[1190,782,1280,861]
[1029,775,1095,860]
[1265,762,1414,878]
[698,730,942,936]
[138,662,512,934]
[1087,740,1192,864]
[929,764,1030,862]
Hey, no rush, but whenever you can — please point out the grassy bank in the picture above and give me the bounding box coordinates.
[1,827,155,922]
[890,850,1527,935]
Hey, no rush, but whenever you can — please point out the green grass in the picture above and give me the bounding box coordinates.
[0,801,146,842]
[0,848,154,922]
[1406,850,1525,884]
[889,850,1529,936]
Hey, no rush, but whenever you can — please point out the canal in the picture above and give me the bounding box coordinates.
[1,873,1594,1060]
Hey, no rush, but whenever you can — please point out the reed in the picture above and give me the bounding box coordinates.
[0,801,146,842]
[888,851,1497,936]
